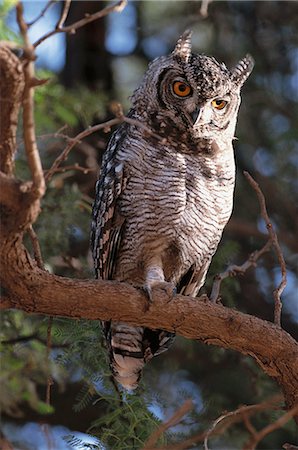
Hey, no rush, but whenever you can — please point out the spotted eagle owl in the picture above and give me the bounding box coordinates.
[91,31,254,390]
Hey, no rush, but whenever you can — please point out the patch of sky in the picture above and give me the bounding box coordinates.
[6,0,65,72]
[253,147,276,177]
[1,422,103,450]
[142,35,169,59]
[106,2,137,56]
[148,370,203,433]
[257,217,278,235]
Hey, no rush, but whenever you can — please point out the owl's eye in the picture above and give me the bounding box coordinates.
[172,81,192,97]
[211,99,227,110]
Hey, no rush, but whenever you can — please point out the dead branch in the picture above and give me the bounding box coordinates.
[143,399,193,449]
[203,396,283,450]
[210,239,272,302]
[33,0,127,48]
[44,118,123,182]
[44,163,95,176]
[226,218,298,253]
[44,112,165,182]
[200,0,212,17]
[56,0,72,29]
[27,0,56,27]
[244,171,287,327]
[243,404,298,450]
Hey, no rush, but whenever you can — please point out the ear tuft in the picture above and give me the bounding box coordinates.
[172,30,192,63]
[231,54,254,86]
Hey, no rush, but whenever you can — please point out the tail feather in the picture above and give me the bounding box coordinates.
[104,322,175,390]
[110,323,145,391]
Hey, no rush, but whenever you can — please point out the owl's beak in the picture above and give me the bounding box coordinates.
[191,107,201,124]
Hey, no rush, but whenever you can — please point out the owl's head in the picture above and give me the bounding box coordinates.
[131,31,254,149]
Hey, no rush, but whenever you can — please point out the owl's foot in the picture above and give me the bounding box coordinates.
[143,263,176,310]
[144,281,176,306]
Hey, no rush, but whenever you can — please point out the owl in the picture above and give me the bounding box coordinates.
[91,31,254,390]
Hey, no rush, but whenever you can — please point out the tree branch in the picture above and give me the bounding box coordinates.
[0,172,32,211]
[16,2,46,201]
[143,400,194,449]
[204,396,282,450]
[243,404,298,450]
[244,171,287,327]
[33,0,127,48]
[210,239,272,302]
[0,44,25,175]
[0,240,297,417]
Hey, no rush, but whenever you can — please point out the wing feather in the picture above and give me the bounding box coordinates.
[91,132,127,280]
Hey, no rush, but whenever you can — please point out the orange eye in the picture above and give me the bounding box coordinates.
[212,99,227,110]
[172,81,191,97]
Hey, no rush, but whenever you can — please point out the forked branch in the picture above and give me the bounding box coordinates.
[244,171,287,326]
[33,0,127,48]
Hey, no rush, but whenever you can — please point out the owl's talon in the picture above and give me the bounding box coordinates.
[143,286,153,311]
[144,281,176,305]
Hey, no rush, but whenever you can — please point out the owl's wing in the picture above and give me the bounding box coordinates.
[91,132,127,280]
[177,260,211,297]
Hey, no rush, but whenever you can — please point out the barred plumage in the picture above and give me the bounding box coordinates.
[91,31,254,390]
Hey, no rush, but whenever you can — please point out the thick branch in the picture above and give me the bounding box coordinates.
[0,172,32,211]
[16,2,46,200]
[0,44,25,174]
[1,241,297,417]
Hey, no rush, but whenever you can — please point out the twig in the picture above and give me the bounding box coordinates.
[27,0,56,27]
[46,316,53,405]
[210,239,272,302]
[16,2,46,199]
[44,163,95,177]
[203,396,283,450]
[44,117,123,182]
[242,412,258,438]
[142,399,194,449]
[33,0,127,48]
[200,0,212,17]
[243,404,298,450]
[45,112,164,183]
[244,171,287,327]
[56,0,71,29]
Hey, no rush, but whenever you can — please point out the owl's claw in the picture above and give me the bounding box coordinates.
[143,281,176,309]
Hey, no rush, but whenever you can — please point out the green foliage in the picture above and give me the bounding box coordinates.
[34,71,108,132]
[0,311,55,416]
[89,394,166,450]
[34,183,91,264]
[0,0,20,42]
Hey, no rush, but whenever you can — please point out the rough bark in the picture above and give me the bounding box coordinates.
[0,43,297,424]
[0,45,24,174]
[1,237,298,417]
